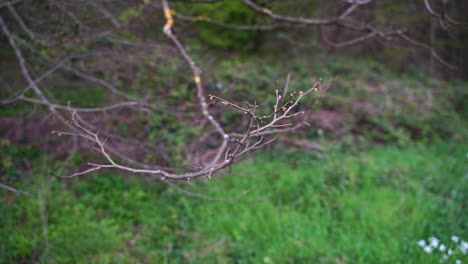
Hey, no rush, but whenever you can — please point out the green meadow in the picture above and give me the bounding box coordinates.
[2,142,466,263]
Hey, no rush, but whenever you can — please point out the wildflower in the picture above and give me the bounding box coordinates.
[452,236,460,243]
[429,237,440,248]
[455,260,461,264]
[424,245,433,254]
[460,241,468,255]
[440,254,448,261]
[418,240,426,247]
[448,249,453,256]
[439,244,447,251]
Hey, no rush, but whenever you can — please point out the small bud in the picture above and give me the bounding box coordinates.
[262,7,271,14]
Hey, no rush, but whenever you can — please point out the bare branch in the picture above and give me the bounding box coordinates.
[242,0,458,69]
[0,182,33,197]
[424,0,468,26]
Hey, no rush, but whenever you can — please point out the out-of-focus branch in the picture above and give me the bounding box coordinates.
[424,0,468,26]
[5,34,152,106]
[86,1,121,29]
[0,16,55,112]
[173,12,282,31]
[0,182,33,197]
[164,0,458,69]
[49,0,323,180]
[243,0,372,26]
[1,55,72,104]
[243,0,337,25]
[19,97,146,113]
[242,0,458,69]
[397,30,458,70]
[1,15,169,174]
[0,0,24,8]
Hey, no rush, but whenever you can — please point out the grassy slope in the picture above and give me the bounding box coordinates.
[1,143,466,263]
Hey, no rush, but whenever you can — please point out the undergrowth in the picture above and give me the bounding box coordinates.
[1,143,466,263]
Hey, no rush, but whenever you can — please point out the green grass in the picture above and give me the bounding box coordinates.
[1,143,466,263]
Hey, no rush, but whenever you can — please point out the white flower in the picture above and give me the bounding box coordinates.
[430,239,440,248]
[455,260,461,264]
[448,249,453,256]
[452,236,460,243]
[460,241,467,255]
[424,245,433,254]
[441,254,448,261]
[439,244,447,251]
[418,240,426,247]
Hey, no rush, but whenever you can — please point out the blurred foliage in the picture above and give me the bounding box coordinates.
[1,143,466,262]
[0,139,41,185]
[118,5,144,23]
[175,0,258,49]
[200,51,467,144]
[49,85,108,108]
